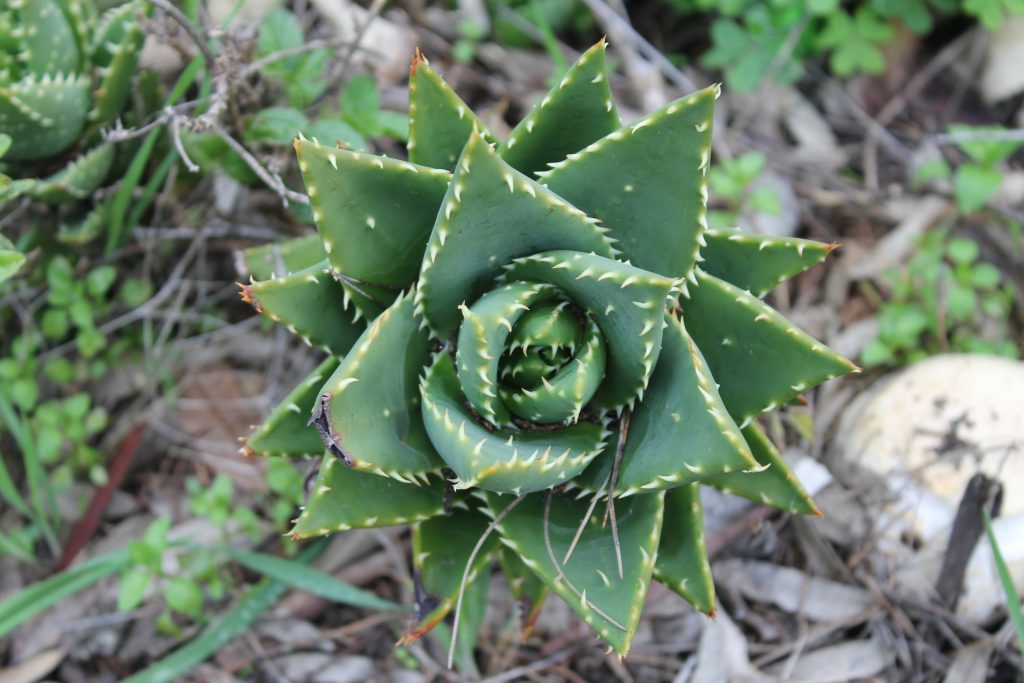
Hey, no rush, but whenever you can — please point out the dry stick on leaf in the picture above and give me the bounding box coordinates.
[602,408,630,580]
[447,494,527,669]
[545,492,629,632]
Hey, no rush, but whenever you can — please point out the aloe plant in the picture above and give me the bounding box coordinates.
[0,0,145,213]
[240,42,857,656]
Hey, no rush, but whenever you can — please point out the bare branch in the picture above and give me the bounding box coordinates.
[209,123,310,206]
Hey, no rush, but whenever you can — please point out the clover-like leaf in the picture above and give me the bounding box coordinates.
[240,260,365,356]
[312,292,444,481]
[292,456,447,538]
[489,489,664,655]
[683,270,857,423]
[540,86,717,279]
[296,140,451,287]
[499,40,620,177]
[700,228,837,297]
[653,483,715,615]
[245,356,341,458]
[416,132,616,336]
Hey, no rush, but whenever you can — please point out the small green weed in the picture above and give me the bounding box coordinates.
[0,255,153,561]
[707,151,781,228]
[114,466,315,633]
[665,0,1024,90]
[919,125,1023,214]
[193,8,408,183]
[860,230,1018,367]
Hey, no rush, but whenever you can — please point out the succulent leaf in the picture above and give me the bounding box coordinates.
[57,200,108,244]
[89,1,146,125]
[296,139,451,288]
[499,314,605,425]
[241,234,328,281]
[246,356,341,457]
[456,281,561,425]
[241,260,366,356]
[0,0,145,217]
[703,423,819,515]
[408,53,496,171]
[421,353,609,493]
[52,0,96,52]
[21,0,81,76]
[407,505,500,642]
[653,483,715,614]
[499,548,548,635]
[417,131,616,337]
[292,456,447,538]
[539,86,717,279]
[313,292,443,480]
[244,44,855,656]
[502,251,673,409]
[488,489,664,655]
[700,228,837,297]
[0,74,90,161]
[684,270,857,423]
[450,569,490,674]
[498,40,620,177]
[30,143,114,202]
[574,314,756,495]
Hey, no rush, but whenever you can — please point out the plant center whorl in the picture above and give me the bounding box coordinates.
[455,281,607,428]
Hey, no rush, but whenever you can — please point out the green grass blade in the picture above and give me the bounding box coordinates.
[121,541,328,683]
[106,56,204,252]
[0,549,130,637]
[0,530,36,563]
[224,548,403,612]
[983,509,1024,672]
[0,395,60,552]
[0,447,31,517]
[121,576,288,683]
[125,148,179,230]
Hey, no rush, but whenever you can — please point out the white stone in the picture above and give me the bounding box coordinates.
[835,354,1024,623]
[981,17,1024,103]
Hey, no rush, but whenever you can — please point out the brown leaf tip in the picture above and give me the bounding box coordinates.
[238,283,264,313]
[411,47,428,76]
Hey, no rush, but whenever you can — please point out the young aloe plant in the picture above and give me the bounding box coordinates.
[0,0,145,211]
[240,42,857,657]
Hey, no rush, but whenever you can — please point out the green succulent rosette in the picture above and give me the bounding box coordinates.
[0,0,145,208]
[240,42,857,655]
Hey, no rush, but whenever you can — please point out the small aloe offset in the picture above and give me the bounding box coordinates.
[240,42,857,656]
[0,0,145,211]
